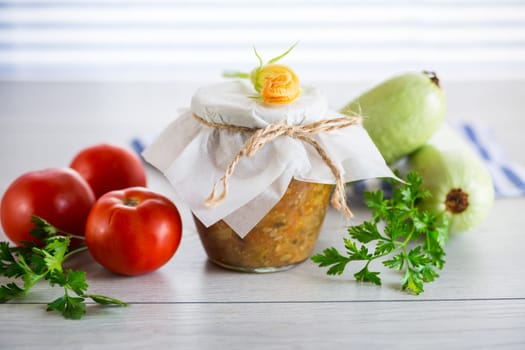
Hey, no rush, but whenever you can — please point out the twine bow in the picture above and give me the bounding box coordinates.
[193,113,362,218]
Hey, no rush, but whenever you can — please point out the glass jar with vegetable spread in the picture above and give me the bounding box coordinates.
[194,179,332,272]
[142,45,395,273]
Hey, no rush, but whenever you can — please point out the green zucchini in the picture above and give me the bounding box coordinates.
[341,71,446,164]
[408,124,494,233]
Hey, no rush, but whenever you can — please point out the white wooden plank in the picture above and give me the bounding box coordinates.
[0,300,524,349]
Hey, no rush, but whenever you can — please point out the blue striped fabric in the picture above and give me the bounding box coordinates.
[458,123,525,197]
[345,122,525,199]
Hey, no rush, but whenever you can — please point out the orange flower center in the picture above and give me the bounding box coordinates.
[253,64,301,105]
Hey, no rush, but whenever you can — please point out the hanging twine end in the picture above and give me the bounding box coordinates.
[330,186,354,218]
[204,178,229,207]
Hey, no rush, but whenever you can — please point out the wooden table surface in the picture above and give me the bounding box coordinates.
[1,80,524,349]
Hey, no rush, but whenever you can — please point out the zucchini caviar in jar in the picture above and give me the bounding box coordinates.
[142,44,396,272]
[194,179,332,272]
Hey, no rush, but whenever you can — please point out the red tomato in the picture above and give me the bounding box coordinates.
[0,168,96,246]
[85,187,182,276]
[70,143,147,199]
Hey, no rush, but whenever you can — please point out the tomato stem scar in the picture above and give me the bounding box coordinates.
[122,198,139,207]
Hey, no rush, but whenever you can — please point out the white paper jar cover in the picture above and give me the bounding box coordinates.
[142,80,396,237]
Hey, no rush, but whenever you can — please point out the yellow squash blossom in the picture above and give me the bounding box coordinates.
[254,64,300,104]
[224,42,301,105]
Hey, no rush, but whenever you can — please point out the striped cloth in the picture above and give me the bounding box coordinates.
[345,122,525,199]
[457,122,525,198]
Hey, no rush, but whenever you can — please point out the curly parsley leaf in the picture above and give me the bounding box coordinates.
[348,221,382,243]
[383,253,405,271]
[29,215,63,240]
[0,242,26,278]
[311,247,349,276]
[47,293,87,320]
[1,216,127,319]
[0,282,25,302]
[354,264,381,285]
[312,172,450,295]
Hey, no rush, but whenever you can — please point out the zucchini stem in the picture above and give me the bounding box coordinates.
[445,188,469,213]
[423,71,440,88]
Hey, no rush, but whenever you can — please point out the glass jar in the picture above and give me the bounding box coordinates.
[193,179,332,273]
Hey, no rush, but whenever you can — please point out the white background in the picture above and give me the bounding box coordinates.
[0,0,524,82]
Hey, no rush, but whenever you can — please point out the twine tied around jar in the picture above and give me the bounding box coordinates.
[192,113,362,218]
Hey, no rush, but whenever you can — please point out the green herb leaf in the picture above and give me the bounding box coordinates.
[17,254,46,291]
[1,215,127,319]
[348,221,382,243]
[65,270,89,296]
[364,190,387,221]
[312,172,450,295]
[87,294,128,306]
[344,238,377,263]
[30,215,59,239]
[311,247,350,275]
[0,282,25,302]
[402,267,425,295]
[47,294,87,320]
[374,240,396,256]
[0,242,25,278]
[33,236,70,273]
[382,253,405,270]
[354,264,381,285]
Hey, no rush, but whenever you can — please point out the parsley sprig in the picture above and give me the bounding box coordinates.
[312,172,449,295]
[0,216,126,319]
